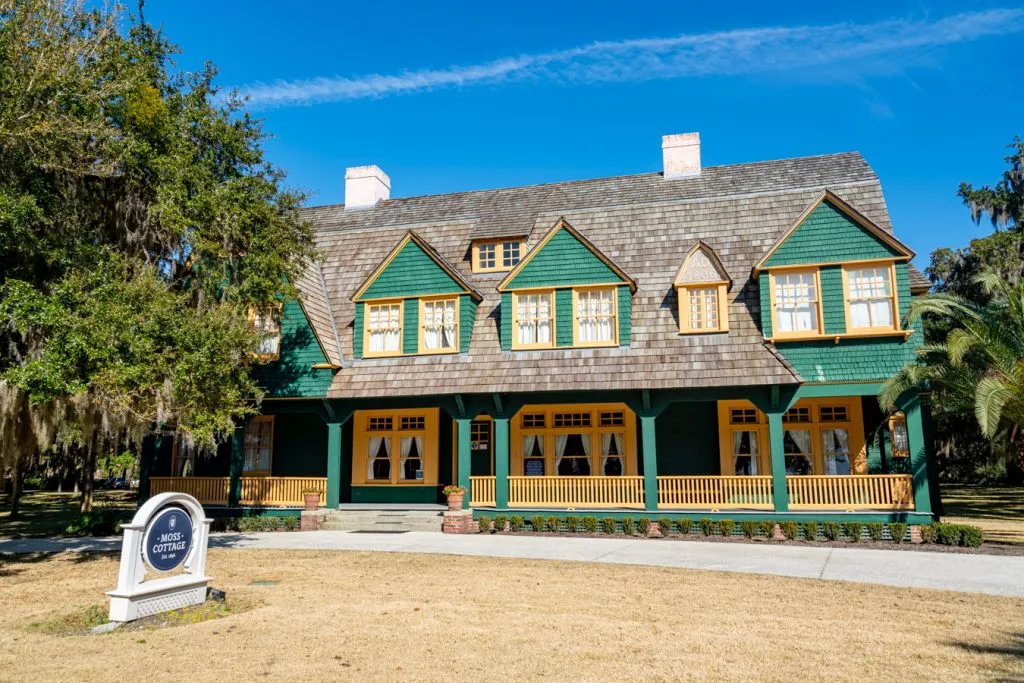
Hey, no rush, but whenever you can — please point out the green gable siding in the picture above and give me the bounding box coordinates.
[618,286,632,346]
[500,292,513,351]
[555,288,573,347]
[459,294,477,353]
[402,298,419,354]
[353,302,364,358]
[764,200,903,267]
[507,227,626,289]
[758,272,773,338]
[819,265,846,335]
[256,298,334,398]
[360,239,465,300]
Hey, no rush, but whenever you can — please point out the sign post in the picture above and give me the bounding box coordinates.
[107,492,212,623]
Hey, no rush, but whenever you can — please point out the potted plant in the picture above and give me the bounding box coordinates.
[443,485,466,511]
[301,488,321,511]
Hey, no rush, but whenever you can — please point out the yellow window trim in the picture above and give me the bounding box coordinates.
[248,303,282,361]
[768,267,825,340]
[509,403,638,477]
[416,295,460,355]
[362,299,404,358]
[471,238,525,274]
[352,408,440,486]
[243,415,275,476]
[511,289,556,350]
[571,286,619,348]
[841,261,901,335]
[716,399,867,476]
[677,282,730,334]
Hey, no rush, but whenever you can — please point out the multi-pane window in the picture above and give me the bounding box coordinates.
[359,410,435,485]
[419,298,458,353]
[730,409,759,424]
[250,306,281,359]
[365,302,402,356]
[574,288,617,346]
[889,412,910,458]
[517,404,634,477]
[470,420,491,452]
[473,239,524,273]
[599,411,625,427]
[773,270,819,336]
[687,287,719,331]
[820,406,848,422]
[553,412,591,428]
[522,433,545,476]
[243,417,274,474]
[522,413,546,428]
[514,292,553,348]
[846,266,896,330]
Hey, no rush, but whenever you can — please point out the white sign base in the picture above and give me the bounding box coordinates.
[107,492,212,623]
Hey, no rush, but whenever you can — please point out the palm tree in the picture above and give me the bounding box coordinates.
[881,270,1024,467]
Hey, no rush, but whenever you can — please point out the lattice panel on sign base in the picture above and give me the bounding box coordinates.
[135,586,206,619]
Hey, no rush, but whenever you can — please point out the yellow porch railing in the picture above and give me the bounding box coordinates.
[149,476,230,506]
[470,476,496,506]
[507,476,645,509]
[786,474,914,510]
[239,477,327,507]
[657,476,774,510]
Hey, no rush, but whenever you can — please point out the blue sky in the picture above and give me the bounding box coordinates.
[144,1,1024,270]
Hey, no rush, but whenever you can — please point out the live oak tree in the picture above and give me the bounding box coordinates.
[0,1,317,514]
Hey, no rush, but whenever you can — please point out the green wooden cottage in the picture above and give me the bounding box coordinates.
[142,133,937,527]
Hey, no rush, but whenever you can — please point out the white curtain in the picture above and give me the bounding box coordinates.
[400,436,424,480]
[825,429,851,475]
[368,437,390,479]
[554,434,568,473]
[522,435,543,475]
[400,436,413,458]
[788,429,811,454]
[732,431,758,475]
[849,300,871,328]
[441,299,456,348]
[870,299,893,327]
[601,433,623,475]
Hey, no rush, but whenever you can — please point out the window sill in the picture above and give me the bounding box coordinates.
[679,329,729,336]
[766,329,914,344]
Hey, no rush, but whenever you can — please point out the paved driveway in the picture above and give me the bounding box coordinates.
[2,532,1022,598]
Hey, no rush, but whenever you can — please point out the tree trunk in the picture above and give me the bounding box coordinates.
[80,430,99,515]
[9,455,24,520]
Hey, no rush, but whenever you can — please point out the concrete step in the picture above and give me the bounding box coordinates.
[321,509,444,533]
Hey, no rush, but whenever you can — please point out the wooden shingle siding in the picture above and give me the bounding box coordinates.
[353,302,364,358]
[555,288,573,347]
[507,227,625,289]
[500,292,513,351]
[617,286,632,346]
[459,294,477,353]
[402,298,419,355]
[819,265,847,335]
[256,298,334,397]
[360,239,465,299]
[758,272,773,338]
[763,200,903,267]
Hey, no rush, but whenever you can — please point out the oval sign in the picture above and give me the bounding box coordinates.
[142,506,194,572]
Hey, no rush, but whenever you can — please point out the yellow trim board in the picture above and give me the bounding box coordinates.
[471,238,525,273]
[497,217,637,293]
[767,268,826,340]
[352,408,440,486]
[416,295,460,355]
[571,286,619,347]
[841,262,901,334]
[362,299,404,358]
[677,282,730,334]
[511,289,556,350]
[510,403,638,477]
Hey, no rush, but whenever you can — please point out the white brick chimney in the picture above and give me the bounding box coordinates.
[344,165,390,209]
[662,132,701,179]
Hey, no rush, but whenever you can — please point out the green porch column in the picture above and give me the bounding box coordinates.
[456,417,472,509]
[640,415,658,512]
[228,422,245,507]
[900,393,933,515]
[494,417,510,510]
[767,411,789,512]
[325,421,343,509]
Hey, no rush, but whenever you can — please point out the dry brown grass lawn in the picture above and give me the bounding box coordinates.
[942,485,1024,545]
[1,549,1022,682]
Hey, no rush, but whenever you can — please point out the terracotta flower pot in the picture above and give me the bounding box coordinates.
[303,492,321,510]
[447,492,464,512]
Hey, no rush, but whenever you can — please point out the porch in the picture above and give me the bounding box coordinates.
[149,476,327,508]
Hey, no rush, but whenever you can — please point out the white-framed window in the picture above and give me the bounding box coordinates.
[772,270,820,336]
[364,301,402,357]
[845,265,897,331]
[243,416,274,474]
[250,306,282,360]
[419,297,458,353]
[513,291,554,349]
[573,287,617,346]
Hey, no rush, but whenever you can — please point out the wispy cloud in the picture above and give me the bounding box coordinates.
[236,9,1024,108]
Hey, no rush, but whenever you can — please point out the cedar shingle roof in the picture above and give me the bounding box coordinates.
[293,151,918,398]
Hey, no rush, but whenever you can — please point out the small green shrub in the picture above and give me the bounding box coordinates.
[64,511,124,537]
[758,521,776,539]
[677,518,694,535]
[564,516,580,533]
[866,522,884,542]
[282,516,299,531]
[493,515,508,532]
[888,522,907,544]
[717,519,734,537]
[919,524,936,543]
[621,517,636,535]
[801,521,818,541]
[779,521,799,540]
[698,518,715,536]
[546,516,561,533]
[637,517,650,535]
[657,517,673,535]
[739,521,757,539]
[477,515,491,533]
[237,517,260,532]
[510,515,525,532]
[959,525,983,547]
[936,523,962,546]
[822,521,841,541]
[529,515,546,532]
[601,517,618,534]
[582,516,598,533]
[23,475,48,490]
[842,521,864,542]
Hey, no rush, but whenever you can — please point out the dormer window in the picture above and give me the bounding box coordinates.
[364,301,403,357]
[674,241,730,334]
[250,305,282,360]
[472,239,524,273]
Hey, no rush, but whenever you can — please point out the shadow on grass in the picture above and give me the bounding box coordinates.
[946,632,1024,680]
[1,550,115,566]
[0,491,136,540]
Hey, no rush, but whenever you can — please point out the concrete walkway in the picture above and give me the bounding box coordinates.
[2,532,1022,598]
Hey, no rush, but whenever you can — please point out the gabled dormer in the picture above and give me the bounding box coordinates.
[674,241,732,334]
[351,232,483,358]
[497,218,636,350]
